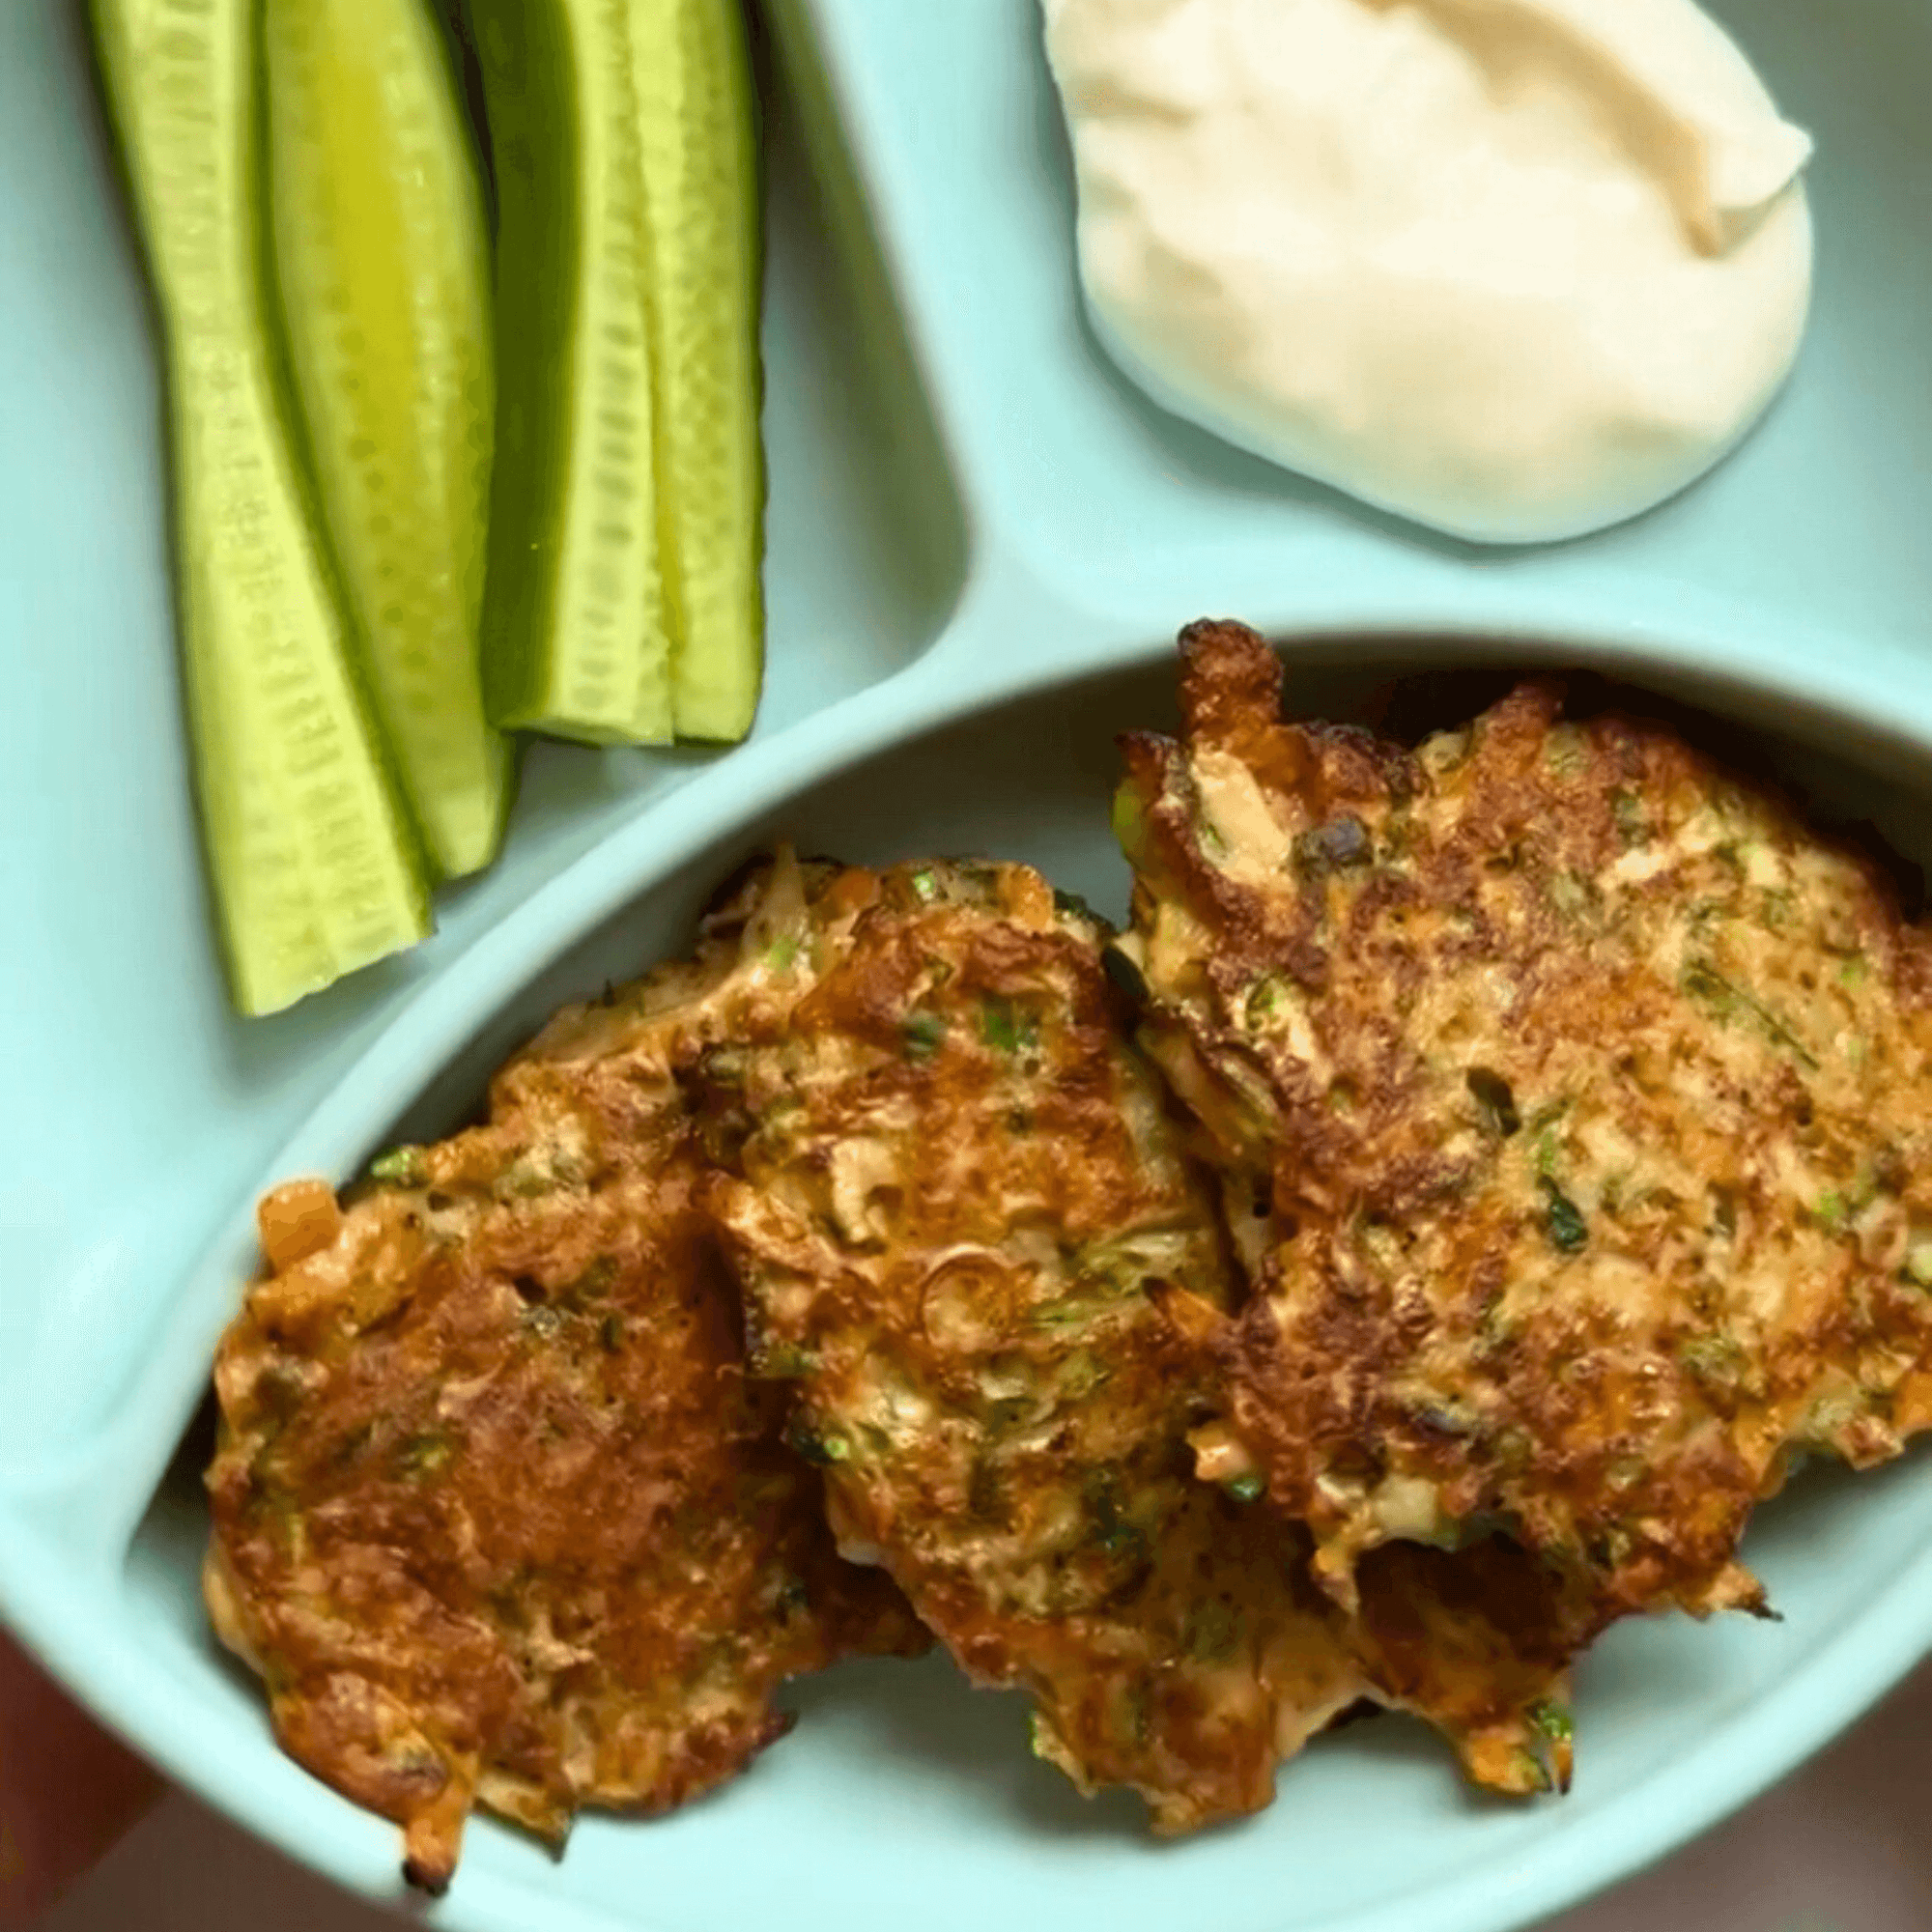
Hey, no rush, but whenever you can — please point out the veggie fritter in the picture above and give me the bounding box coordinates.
[1114,619,1932,1664]
[206,860,924,1891]
[700,858,1571,1822]
[699,858,1365,1830]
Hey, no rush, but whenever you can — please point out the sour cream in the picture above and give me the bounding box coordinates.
[1041,0,1816,544]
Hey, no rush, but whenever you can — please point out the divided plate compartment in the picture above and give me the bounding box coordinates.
[7,2,1932,1930]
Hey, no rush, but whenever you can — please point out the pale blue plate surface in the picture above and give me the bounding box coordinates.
[7,3,1932,1929]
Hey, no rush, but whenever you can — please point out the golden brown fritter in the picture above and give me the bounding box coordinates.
[700,858,1572,1822]
[205,861,924,1891]
[698,858,1362,1830]
[1114,619,1932,1663]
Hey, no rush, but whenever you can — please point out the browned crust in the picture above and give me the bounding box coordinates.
[1119,620,1932,1667]
[206,865,924,1889]
[701,859,1370,1830]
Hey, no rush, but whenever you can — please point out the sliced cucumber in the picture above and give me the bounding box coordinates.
[93,0,433,1015]
[633,0,766,744]
[470,0,674,746]
[264,0,507,878]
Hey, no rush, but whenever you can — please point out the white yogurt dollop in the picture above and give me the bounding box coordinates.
[1042,0,1816,544]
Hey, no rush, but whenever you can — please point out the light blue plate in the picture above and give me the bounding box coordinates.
[7,2,1932,1928]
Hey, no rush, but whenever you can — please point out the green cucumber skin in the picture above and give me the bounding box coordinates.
[467,0,573,734]
[264,0,509,880]
[469,0,674,747]
[92,0,433,1015]
[635,0,766,744]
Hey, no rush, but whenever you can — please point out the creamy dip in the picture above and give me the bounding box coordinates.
[1042,0,1816,543]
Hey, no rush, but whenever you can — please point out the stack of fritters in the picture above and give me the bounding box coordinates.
[211,621,1932,1875]
[1112,620,1932,1670]
[206,860,926,1891]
